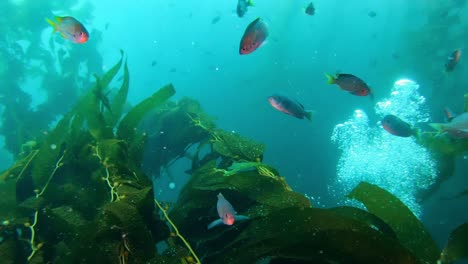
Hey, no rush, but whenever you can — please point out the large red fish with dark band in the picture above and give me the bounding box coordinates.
[239,17,268,55]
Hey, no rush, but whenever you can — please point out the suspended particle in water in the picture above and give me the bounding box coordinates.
[50,144,57,150]
[169,182,176,189]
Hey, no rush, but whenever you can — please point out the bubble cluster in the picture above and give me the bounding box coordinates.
[330,79,437,218]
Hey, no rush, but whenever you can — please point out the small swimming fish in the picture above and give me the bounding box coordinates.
[304,2,315,16]
[237,0,254,18]
[368,11,377,18]
[381,115,415,137]
[211,15,221,24]
[430,112,468,138]
[325,73,373,97]
[268,95,313,121]
[207,193,249,229]
[444,107,455,122]
[239,17,268,55]
[45,16,89,44]
[445,49,461,72]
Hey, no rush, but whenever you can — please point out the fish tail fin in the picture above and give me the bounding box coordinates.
[247,0,255,6]
[45,18,58,32]
[304,110,315,121]
[369,88,375,100]
[324,73,335,84]
[444,107,455,122]
[207,219,223,230]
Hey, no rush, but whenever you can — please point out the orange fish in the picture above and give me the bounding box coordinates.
[239,17,268,55]
[46,16,89,44]
[445,49,461,72]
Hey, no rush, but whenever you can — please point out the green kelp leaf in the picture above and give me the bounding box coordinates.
[329,206,397,240]
[0,180,17,220]
[348,182,440,264]
[100,49,124,91]
[106,59,129,128]
[440,223,468,263]
[223,161,261,176]
[464,93,468,112]
[212,130,265,162]
[203,207,420,264]
[117,83,176,141]
[85,75,113,140]
[417,132,468,156]
[0,150,37,181]
[31,109,75,188]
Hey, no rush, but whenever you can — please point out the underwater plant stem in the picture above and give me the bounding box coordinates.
[154,199,201,264]
[94,145,118,202]
[27,211,40,261]
[27,152,65,262]
[37,152,65,197]
[16,150,39,183]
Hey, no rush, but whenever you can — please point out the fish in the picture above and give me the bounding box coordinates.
[304,2,315,16]
[444,107,455,122]
[207,193,249,229]
[368,11,377,18]
[325,73,373,98]
[45,16,89,44]
[237,0,255,18]
[430,112,468,138]
[211,15,221,24]
[445,49,461,72]
[381,115,415,137]
[239,17,268,55]
[268,95,313,121]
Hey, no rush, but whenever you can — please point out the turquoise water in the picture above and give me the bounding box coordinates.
[1,0,468,262]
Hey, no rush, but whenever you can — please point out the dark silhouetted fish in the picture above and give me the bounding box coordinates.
[304,2,315,16]
[445,49,461,72]
[268,94,313,121]
[237,0,254,17]
[381,115,415,137]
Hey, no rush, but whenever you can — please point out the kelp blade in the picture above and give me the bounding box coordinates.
[117,83,176,141]
[100,49,124,90]
[106,59,129,127]
[203,207,420,264]
[440,223,468,263]
[347,181,440,264]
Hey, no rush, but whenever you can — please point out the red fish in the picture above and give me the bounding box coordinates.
[381,115,415,137]
[325,73,373,98]
[207,193,249,229]
[46,16,89,44]
[239,17,268,55]
[445,49,461,72]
